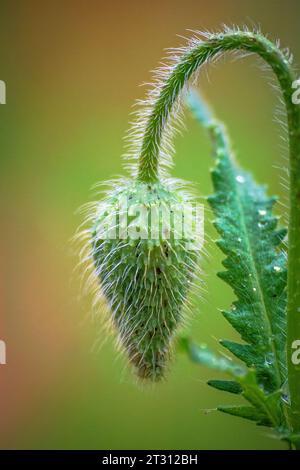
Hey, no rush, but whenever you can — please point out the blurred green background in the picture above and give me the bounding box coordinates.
[0,0,299,450]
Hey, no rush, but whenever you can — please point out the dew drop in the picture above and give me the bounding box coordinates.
[281,394,290,405]
[259,209,267,216]
[236,175,245,184]
[273,266,281,272]
[281,380,291,405]
[237,237,242,243]
[253,287,257,292]
[264,359,272,367]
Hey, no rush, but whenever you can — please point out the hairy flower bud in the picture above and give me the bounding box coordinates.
[91,180,201,380]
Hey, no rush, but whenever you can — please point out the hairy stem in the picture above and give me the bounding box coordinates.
[137,30,300,432]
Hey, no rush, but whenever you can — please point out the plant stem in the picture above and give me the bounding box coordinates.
[137,30,300,432]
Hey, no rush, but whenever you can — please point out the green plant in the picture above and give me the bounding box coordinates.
[181,88,292,445]
[80,27,300,447]
[90,179,200,381]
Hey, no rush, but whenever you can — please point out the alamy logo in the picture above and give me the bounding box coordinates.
[95,197,204,251]
[0,340,6,365]
[292,78,300,105]
[0,80,6,104]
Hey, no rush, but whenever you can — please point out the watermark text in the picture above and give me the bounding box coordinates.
[0,80,6,104]
[0,340,6,365]
[292,78,300,105]
[291,339,300,365]
[96,197,204,251]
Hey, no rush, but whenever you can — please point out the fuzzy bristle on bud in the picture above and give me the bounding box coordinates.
[91,180,201,381]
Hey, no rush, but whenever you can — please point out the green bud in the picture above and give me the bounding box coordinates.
[91,180,201,381]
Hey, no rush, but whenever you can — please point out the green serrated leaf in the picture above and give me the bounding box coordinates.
[182,338,283,428]
[208,146,287,392]
[185,90,288,434]
[220,340,255,368]
[207,380,243,395]
[218,405,270,426]
[238,370,282,428]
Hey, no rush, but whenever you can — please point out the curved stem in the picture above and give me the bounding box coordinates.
[138,30,300,432]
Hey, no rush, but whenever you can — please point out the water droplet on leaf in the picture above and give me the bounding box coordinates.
[236,175,245,184]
